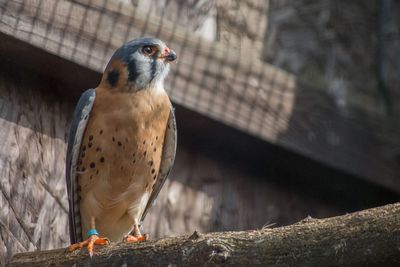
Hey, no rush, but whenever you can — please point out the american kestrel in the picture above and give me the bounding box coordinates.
[65,37,177,256]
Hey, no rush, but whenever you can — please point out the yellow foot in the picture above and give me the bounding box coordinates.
[122,233,149,243]
[68,235,110,257]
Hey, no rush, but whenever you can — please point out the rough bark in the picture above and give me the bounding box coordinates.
[7,203,400,267]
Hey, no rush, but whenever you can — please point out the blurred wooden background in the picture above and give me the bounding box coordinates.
[1,0,399,266]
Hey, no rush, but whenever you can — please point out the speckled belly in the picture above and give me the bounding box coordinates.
[76,89,170,241]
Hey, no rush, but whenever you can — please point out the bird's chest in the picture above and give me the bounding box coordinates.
[78,89,170,203]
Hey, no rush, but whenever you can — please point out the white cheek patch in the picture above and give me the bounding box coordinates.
[150,62,169,93]
[129,51,170,92]
[130,52,153,89]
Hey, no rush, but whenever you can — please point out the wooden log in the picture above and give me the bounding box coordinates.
[7,203,400,267]
[1,0,400,193]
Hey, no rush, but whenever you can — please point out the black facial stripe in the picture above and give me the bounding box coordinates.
[107,69,120,87]
[128,59,139,82]
[151,60,157,80]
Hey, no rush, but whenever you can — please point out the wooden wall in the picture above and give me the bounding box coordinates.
[0,63,70,265]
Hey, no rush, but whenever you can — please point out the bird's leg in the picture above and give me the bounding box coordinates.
[68,216,109,257]
[123,222,148,243]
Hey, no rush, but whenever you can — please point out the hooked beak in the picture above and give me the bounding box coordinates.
[166,50,177,62]
[160,47,177,62]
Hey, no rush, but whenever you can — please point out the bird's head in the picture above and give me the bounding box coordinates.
[101,37,177,91]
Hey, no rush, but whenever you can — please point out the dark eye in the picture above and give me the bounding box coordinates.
[142,46,155,55]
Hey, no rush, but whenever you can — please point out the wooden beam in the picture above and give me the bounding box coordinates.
[7,203,400,266]
[0,0,400,192]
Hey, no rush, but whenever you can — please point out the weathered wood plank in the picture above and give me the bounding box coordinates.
[7,203,400,267]
[132,0,218,42]
[378,0,400,115]
[0,64,71,266]
[1,0,399,192]
[216,0,269,56]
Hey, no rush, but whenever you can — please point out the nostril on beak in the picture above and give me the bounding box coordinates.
[163,47,170,54]
[166,50,177,62]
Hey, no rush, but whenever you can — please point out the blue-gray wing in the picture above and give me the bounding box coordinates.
[65,89,96,244]
[140,104,177,223]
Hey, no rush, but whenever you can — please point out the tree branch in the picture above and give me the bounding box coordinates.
[7,203,400,267]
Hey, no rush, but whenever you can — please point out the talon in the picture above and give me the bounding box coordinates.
[68,235,110,256]
[123,233,148,243]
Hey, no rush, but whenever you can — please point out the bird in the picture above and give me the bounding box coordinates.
[65,37,177,256]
